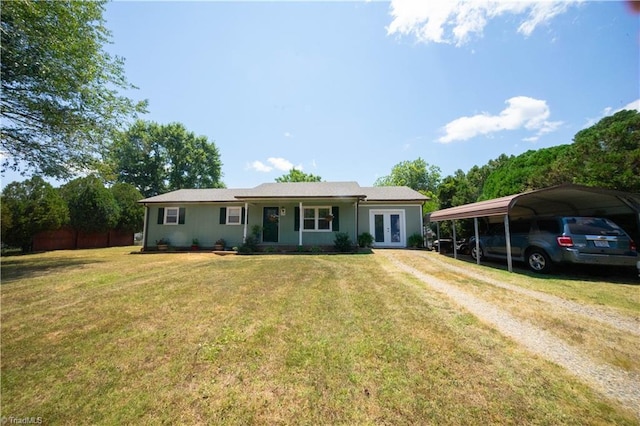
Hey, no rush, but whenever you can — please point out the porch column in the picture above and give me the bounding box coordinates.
[504,214,513,272]
[354,201,359,243]
[243,202,248,243]
[142,204,149,251]
[299,201,303,246]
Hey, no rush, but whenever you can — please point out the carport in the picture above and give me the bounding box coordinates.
[427,184,640,272]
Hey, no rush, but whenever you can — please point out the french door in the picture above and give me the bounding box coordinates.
[369,210,405,247]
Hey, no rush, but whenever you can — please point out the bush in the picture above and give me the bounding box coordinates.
[238,235,259,254]
[358,232,374,248]
[407,233,424,248]
[334,232,353,252]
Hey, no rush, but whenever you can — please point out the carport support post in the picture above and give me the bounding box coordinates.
[474,217,480,265]
[436,222,441,254]
[452,220,457,259]
[504,214,513,272]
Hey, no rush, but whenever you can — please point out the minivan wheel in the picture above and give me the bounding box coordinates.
[471,246,483,260]
[527,249,552,273]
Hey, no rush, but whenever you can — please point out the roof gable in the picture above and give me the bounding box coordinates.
[240,181,365,199]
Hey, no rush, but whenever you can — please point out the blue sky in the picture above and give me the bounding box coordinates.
[2,0,639,190]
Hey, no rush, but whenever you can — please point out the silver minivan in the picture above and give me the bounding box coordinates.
[470,216,638,274]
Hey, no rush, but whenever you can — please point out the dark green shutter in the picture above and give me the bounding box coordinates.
[241,207,246,224]
[178,208,186,224]
[332,206,339,231]
[219,207,227,224]
[294,207,300,231]
[157,207,165,224]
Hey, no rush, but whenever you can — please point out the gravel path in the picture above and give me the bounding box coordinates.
[412,250,640,336]
[378,250,640,419]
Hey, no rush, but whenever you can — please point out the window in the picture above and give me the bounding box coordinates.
[165,207,179,225]
[303,207,332,231]
[227,207,241,225]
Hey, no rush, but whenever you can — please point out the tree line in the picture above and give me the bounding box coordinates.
[1,177,143,252]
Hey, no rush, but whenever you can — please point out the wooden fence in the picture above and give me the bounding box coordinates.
[32,228,133,252]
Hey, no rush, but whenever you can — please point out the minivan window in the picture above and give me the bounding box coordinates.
[537,219,560,234]
[510,220,531,233]
[566,217,623,235]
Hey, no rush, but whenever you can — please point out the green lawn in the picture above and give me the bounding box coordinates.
[1,248,637,424]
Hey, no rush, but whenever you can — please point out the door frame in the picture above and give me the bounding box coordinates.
[369,209,406,248]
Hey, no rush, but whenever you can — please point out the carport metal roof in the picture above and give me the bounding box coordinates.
[428,184,640,222]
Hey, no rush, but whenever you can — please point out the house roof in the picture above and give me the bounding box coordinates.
[427,184,640,222]
[139,182,428,204]
[240,181,366,199]
[139,188,250,204]
[361,186,429,202]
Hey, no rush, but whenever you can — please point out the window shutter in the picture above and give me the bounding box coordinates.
[157,208,165,224]
[241,207,246,224]
[294,207,300,231]
[332,206,339,231]
[178,208,186,224]
[219,207,227,224]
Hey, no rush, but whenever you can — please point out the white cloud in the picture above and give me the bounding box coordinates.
[584,98,640,127]
[619,98,640,112]
[387,0,579,46]
[248,160,273,173]
[284,132,293,138]
[438,96,562,143]
[247,157,302,173]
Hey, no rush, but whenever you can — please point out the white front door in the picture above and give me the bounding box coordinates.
[370,210,405,247]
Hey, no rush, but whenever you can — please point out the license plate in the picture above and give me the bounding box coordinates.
[593,240,609,248]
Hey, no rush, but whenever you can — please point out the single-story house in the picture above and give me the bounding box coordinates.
[138,181,428,250]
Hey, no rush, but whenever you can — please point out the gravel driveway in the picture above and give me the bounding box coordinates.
[378,250,640,419]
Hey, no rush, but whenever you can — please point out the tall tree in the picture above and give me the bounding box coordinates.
[275,169,322,183]
[1,176,69,251]
[565,110,640,192]
[61,176,120,232]
[110,183,144,232]
[1,0,145,178]
[108,120,224,197]
[374,158,441,193]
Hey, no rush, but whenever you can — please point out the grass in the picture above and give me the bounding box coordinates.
[1,247,638,424]
[390,250,640,374]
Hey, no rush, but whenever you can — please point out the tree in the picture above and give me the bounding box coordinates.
[1,0,145,178]
[108,120,224,197]
[480,147,571,199]
[374,158,441,193]
[1,176,69,251]
[275,169,322,183]
[111,183,144,232]
[565,110,640,192]
[61,176,119,232]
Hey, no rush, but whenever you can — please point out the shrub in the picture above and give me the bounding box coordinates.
[358,232,374,248]
[334,232,353,252]
[407,233,424,248]
[238,235,259,254]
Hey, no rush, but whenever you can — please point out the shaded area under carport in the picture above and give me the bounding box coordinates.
[426,184,640,272]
